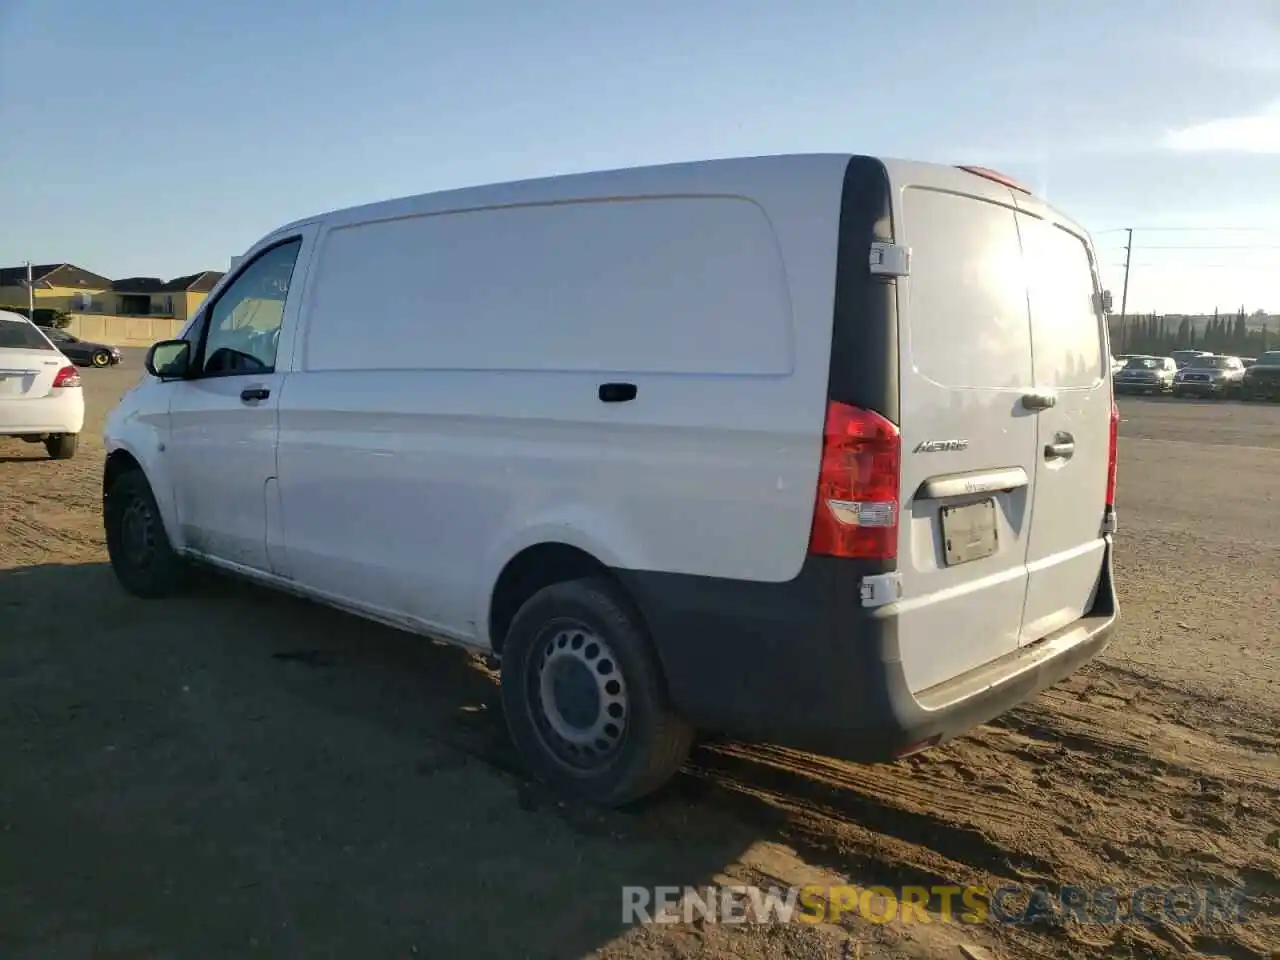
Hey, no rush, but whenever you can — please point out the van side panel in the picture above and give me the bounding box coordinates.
[274,160,849,640]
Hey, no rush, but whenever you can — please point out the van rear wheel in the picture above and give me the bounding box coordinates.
[499,578,693,806]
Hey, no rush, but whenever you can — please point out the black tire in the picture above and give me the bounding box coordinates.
[91,350,111,367]
[44,434,77,459]
[499,577,693,807]
[104,468,189,598]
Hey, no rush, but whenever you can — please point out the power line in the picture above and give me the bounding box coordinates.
[1127,244,1280,251]
[1111,263,1268,270]
[1093,226,1267,233]
[1096,243,1280,251]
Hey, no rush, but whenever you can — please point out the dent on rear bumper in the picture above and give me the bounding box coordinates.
[615,544,1118,762]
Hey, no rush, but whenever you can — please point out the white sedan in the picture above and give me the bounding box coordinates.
[0,309,84,459]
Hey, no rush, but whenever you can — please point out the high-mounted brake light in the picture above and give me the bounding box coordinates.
[52,364,81,388]
[807,402,901,560]
[956,165,1031,195]
[1105,399,1119,508]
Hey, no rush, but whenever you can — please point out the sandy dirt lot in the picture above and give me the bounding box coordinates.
[1,355,1277,960]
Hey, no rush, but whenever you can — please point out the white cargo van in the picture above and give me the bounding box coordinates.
[102,155,1119,805]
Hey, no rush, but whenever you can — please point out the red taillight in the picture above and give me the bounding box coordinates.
[52,365,81,388]
[1105,400,1119,508]
[807,401,901,560]
[956,164,1031,194]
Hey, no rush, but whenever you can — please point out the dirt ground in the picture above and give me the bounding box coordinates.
[1,355,1277,960]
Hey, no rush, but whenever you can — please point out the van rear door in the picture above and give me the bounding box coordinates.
[892,175,1038,693]
[1015,204,1111,644]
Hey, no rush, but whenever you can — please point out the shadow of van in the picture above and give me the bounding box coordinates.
[0,561,1005,959]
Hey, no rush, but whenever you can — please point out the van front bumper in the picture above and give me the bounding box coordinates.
[615,545,1118,762]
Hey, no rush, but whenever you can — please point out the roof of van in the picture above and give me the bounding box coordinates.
[264,153,1089,250]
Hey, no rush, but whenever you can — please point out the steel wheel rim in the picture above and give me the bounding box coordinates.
[530,621,628,770]
[120,495,157,570]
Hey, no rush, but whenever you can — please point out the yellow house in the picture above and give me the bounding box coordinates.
[0,263,113,312]
[110,270,224,322]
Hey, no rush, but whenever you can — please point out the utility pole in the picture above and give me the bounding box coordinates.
[26,261,34,320]
[1118,228,1133,352]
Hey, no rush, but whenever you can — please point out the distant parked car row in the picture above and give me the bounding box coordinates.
[1111,350,1280,400]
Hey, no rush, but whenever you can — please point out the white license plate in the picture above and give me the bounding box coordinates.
[940,498,998,566]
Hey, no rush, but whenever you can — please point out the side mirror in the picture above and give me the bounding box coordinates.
[1097,290,1114,314]
[145,339,192,380]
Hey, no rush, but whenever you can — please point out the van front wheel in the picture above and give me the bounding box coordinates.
[499,578,693,807]
[104,468,189,599]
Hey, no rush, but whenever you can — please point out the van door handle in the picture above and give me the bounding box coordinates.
[240,386,271,403]
[1044,433,1075,460]
[598,382,637,403]
[1021,391,1057,411]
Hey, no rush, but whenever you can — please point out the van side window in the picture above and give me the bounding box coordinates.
[302,199,792,376]
[199,239,302,377]
[1019,218,1104,389]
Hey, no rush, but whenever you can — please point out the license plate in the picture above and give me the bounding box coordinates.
[940,498,998,566]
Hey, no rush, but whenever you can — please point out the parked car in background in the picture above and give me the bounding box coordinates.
[1241,350,1280,401]
[1114,355,1177,395]
[1169,349,1213,369]
[0,310,84,459]
[1172,355,1247,399]
[41,327,122,368]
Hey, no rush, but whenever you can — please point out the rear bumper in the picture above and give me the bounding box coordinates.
[616,544,1117,762]
[0,392,85,436]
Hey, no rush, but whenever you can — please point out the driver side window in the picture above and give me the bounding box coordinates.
[200,239,302,377]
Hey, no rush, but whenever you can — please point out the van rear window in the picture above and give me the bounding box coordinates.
[0,319,54,351]
[900,188,1034,390]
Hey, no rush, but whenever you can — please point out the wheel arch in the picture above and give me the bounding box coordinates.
[488,542,635,656]
[103,444,182,549]
[103,447,144,498]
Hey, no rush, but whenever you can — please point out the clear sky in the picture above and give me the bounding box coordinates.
[2,0,1277,314]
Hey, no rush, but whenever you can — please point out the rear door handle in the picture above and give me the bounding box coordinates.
[240,386,271,403]
[1021,391,1057,411]
[1044,433,1075,460]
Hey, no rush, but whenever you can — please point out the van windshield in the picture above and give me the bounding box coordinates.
[0,319,54,351]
